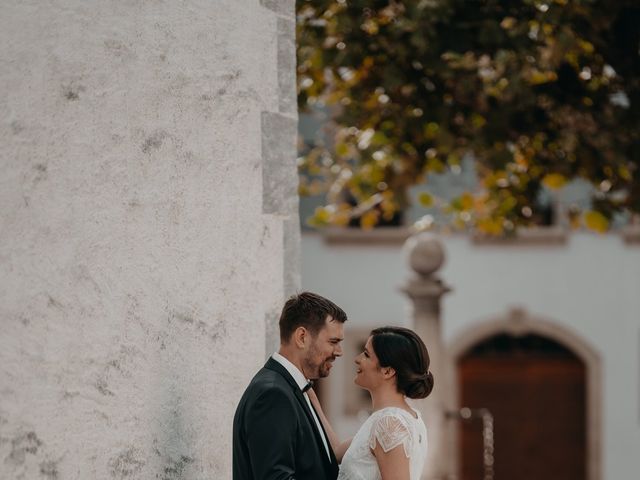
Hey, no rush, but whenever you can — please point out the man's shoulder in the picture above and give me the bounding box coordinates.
[235,366,298,419]
[246,366,291,397]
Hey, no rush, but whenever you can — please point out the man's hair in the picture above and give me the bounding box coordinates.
[279,291,347,342]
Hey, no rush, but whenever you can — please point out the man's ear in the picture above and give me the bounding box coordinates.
[293,326,307,349]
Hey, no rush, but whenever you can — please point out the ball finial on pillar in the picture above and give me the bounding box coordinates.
[404,232,445,276]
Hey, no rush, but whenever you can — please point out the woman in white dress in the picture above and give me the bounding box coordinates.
[309,326,434,480]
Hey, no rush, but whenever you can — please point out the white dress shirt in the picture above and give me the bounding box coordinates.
[272,352,332,460]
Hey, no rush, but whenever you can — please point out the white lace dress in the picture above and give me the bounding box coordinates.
[338,407,428,480]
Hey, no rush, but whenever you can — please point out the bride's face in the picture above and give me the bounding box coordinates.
[354,336,383,390]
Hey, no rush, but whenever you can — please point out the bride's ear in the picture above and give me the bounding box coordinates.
[382,367,396,379]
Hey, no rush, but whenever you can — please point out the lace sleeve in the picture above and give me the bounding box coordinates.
[368,412,413,458]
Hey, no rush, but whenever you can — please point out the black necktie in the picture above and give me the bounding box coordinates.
[302,380,314,393]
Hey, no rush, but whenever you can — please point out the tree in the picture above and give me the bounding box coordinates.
[297,0,640,234]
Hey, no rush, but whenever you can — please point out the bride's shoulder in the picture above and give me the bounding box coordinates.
[368,408,415,435]
[374,406,420,421]
[359,407,422,438]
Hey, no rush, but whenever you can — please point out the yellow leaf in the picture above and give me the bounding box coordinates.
[578,40,594,54]
[514,150,528,168]
[453,218,466,230]
[499,195,518,214]
[477,218,503,236]
[423,122,439,139]
[584,211,609,233]
[529,70,557,85]
[619,165,632,181]
[332,210,351,227]
[500,17,516,29]
[418,192,433,207]
[460,192,474,210]
[307,207,331,227]
[542,173,567,190]
[298,184,310,196]
[335,142,350,157]
[370,168,385,184]
[426,157,445,173]
[565,52,579,68]
[447,153,461,166]
[360,210,379,230]
[361,19,379,35]
[471,114,486,128]
[570,213,581,230]
[381,190,394,200]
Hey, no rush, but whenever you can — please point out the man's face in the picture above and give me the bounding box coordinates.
[302,316,344,380]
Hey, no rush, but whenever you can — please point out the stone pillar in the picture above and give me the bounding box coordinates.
[401,233,451,480]
[0,1,298,478]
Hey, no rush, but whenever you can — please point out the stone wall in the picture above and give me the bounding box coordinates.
[0,0,298,478]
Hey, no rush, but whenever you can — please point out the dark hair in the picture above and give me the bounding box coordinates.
[279,292,347,342]
[370,326,434,399]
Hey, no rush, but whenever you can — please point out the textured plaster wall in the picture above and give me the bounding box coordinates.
[1,1,298,478]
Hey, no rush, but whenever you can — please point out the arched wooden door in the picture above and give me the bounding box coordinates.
[458,334,586,480]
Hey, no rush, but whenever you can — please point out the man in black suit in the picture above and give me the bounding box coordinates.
[233,292,347,480]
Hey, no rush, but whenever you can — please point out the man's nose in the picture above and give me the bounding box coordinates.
[334,344,343,357]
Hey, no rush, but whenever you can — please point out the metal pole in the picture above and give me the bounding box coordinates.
[446,408,495,480]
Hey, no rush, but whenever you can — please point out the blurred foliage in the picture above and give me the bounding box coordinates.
[297,0,640,234]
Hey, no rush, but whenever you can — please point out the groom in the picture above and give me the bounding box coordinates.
[233,292,347,480]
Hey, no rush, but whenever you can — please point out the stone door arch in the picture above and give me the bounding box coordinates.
[446,309,601,480]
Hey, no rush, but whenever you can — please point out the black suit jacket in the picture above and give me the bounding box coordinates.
[233,357,339,480]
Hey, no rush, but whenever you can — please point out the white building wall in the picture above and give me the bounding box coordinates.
[1,1,298,478]
[302,231,640,479]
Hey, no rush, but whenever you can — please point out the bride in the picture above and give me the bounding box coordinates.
[309,326,434,480]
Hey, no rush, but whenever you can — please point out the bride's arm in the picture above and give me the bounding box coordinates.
[372,442,410,480]
[369,413,412,480]
[307,388,352,462]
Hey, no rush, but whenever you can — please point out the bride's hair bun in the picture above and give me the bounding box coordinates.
[370,326,434,399]
[405,371,434,399]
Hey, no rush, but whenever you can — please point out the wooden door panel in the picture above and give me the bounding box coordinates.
[459,354,586,480]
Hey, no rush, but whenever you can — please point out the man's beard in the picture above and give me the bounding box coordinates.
[317,358,333,378]
[303,352,334,380]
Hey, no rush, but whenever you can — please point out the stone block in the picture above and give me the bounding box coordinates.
[283,214,301,297]
[277,17,296,115]
[261,111,298,215]
[260,0,295,18]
